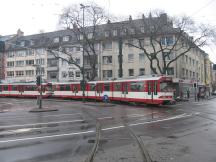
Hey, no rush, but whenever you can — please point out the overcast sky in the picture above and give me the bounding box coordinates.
[0,0,216,62]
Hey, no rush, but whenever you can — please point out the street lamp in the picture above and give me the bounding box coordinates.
[80,3,90,102]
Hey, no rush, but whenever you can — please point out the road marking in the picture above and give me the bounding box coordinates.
[0,113,82,119]
[0,113,195,144]
[0,119,84,129]
[0,130,94,143]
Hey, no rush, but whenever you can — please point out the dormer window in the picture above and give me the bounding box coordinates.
[113,30,118,36]
[105,31,110,37]
[63,36,70,42]
[30,40,35,46]
[53,37,59,43]
[20,41,25,47]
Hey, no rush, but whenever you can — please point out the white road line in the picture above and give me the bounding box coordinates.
[0,113,82,119]
[0,119,84,129]
[0,130,94,143]
[0,113,195,144]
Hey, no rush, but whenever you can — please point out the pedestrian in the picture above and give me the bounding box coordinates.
[197,92,200,102]
[187,89,190,99]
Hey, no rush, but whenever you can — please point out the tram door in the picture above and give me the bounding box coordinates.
[147,81,158,103]
[122,82,128,99]
[96,83,103,99]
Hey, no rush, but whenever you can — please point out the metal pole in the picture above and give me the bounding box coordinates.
[39,85,42,109]
[82,5,85,103]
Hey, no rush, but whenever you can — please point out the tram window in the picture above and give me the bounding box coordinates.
[97,84,103,93]
[89,84,96,91]
[114,83,121,91]
[65,85,71,91]
[154,82,158,95]
[160,82,173,92]
[60,85,65,91]
[104,83,110,91]
[3,85,8,91]
[73,85,79,93]
[0,86,2,92]
[148,82,151,95]
[47,84,53,91]
[130,82,144,92]
[12,85,17,91]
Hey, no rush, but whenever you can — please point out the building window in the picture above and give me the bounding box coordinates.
[53,37,59,43]
[167,67,174,75]
[88,33,93,39]
[113,30,118,36]
[128,54,134,62]
[189,58,192,65]
[63,36,70,42]
[161,36,174,45]
[16,71,24,77]
[26,60,34,65]
[16,50,26,57]
[36,48,45,55]
[47,58,57,67]
[16,61,25,67]
[140,26,145,33]
[36,67,45,75]
[62,71,67,78]
[69,71,74,77]
[30,40,35,46]
[193,72,195,78]
[26,50,34,56]
[164,52,174,61]
[49,72,57,79]
[186,69,188,77]
[7,52,14,58]
[103,70,112,78]
[76,71,81,77]
[182,68,185,76]
[139,68,145,76]
[128,69,134,76]
[190,71,192,77]
[36,59,45,65]
[7,61,14,67]
[7,71,14,77]
[130,28,135,34]
[79,34,83,40]
[75,58,80,64]
[185,55,188,63]
[103,56,112,64]
[20,41,25,47]
[105,31,110,37]
[121,28,127,35]
[25,70,34,76]
[103,41,112,50]
[139,53,145,62]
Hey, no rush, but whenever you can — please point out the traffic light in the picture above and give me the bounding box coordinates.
[36,76,41,86]
[0,41,5,53]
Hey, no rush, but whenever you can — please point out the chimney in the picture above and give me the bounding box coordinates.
[142,14,145,19]
[129,15,132,21]
[107,19,111,24]
[17,29,24,37]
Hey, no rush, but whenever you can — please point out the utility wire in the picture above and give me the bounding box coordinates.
[191,0,216,16]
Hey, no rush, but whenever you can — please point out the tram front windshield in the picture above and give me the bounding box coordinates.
[160,81,174,92]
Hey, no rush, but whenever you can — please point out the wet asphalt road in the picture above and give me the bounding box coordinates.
[0,97,216,162]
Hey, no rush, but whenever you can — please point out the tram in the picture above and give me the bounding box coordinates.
[0,76,174,105]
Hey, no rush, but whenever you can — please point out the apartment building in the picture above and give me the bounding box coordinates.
[3,13,212,97]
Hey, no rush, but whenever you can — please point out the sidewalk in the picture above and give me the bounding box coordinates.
[175,95,216,103]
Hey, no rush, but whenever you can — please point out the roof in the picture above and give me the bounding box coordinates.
[5,13,179,51]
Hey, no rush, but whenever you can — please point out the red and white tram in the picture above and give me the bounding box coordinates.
[0,76,174,105]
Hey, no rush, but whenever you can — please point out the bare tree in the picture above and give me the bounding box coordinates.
[47,2,108,81]
[125,12,216,75]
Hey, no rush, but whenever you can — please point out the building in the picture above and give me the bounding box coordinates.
[3,14,213,98]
